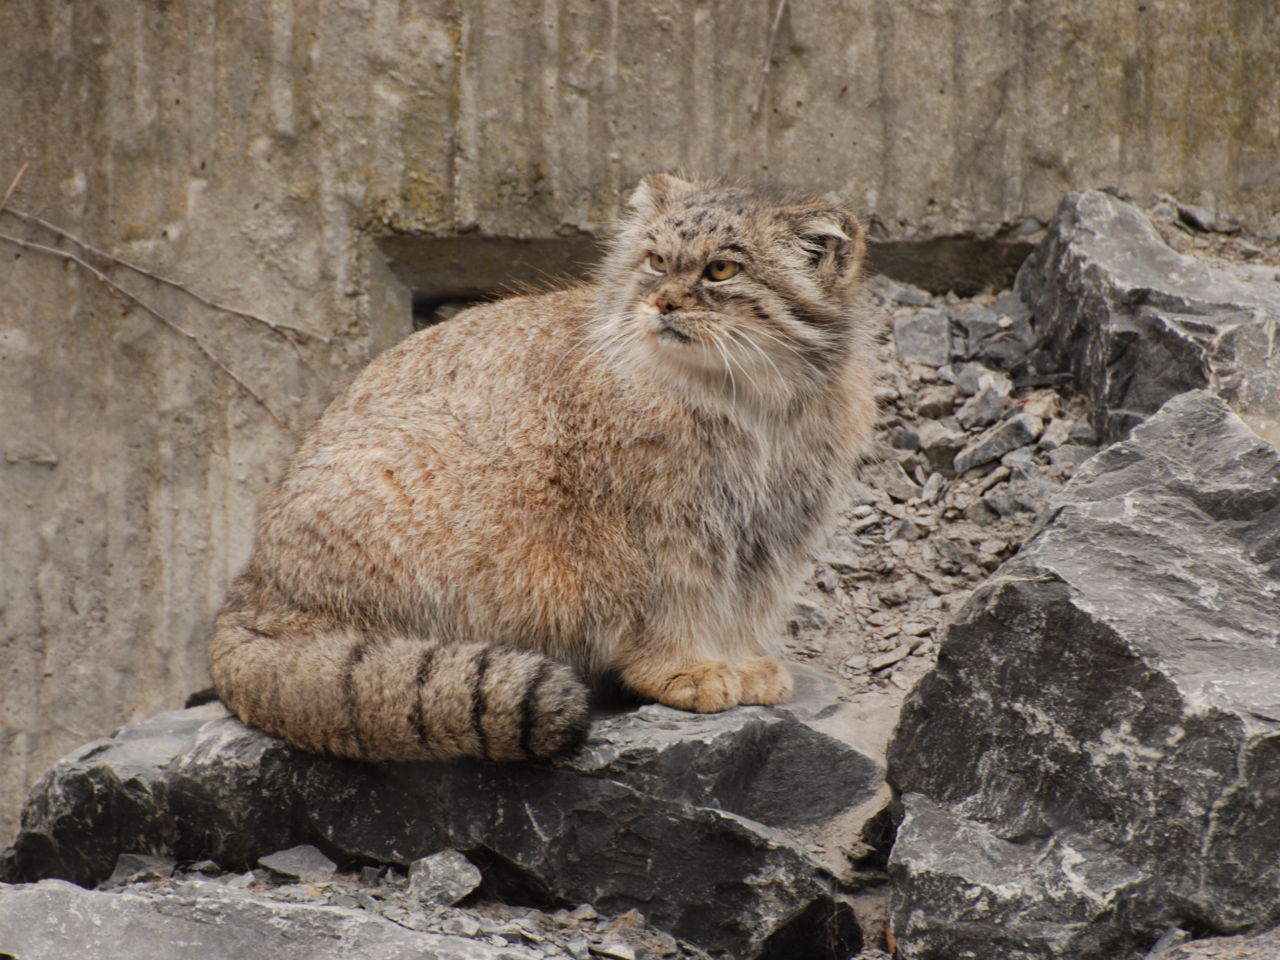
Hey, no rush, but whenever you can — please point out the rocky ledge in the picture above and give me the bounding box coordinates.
[1,668,880,960]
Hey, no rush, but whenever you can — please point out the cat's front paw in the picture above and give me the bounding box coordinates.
[736,656,793,706]
[654,660,743,713]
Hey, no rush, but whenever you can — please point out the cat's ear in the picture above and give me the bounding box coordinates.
[626,173,698,218]
[781,203,866,288]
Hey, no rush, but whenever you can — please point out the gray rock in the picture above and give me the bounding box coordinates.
[916,419,968,477]
[408,850,481,905]
[887,518,922,542]
[1160,925,1280,960]
[919,472,944,504]
[886,423,920,451]
[992,290,1033,323]
[868,646,912,671]
[916,385,957,419]
[442,916,482,937]
[893,310,952,366]
[954,362,985,396]
[869,274,933,307]
[1068,416,1099,445]
[953,414,1043,473]
[950,301,1033,367]
[954,384,1003,430]
[1048,444,1095,475]
[3,672,871,960]
[1017,189,1280,444]
[0,878,536,959]
[788,602,830,634]
[954,362,1012,398]
[1037,416,1072,450]
[861,458,922,501]
[982,461,1061,517]
[1176,203,1242,235]
[259,845,336,883]
[887,392,1280,959]
[105,853,175,886]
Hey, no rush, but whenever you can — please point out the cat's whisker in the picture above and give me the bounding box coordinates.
[736,323,811,368]
[707,330,741,406]
[576,320,637,372]
[714,329,767,400]
[728,327,790,389]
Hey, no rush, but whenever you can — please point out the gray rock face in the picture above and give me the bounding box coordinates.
[0,878,537,960]
[886,391,1280,959]
[1017,189,1280,444]
[3,672,873,960]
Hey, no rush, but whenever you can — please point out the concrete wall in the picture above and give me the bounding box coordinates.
[2,0,1278,843]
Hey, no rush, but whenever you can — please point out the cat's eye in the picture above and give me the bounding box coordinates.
[648,253,667,272]
[704,260,739,282]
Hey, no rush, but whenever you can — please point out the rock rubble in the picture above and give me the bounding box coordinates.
[782,271,1096,723]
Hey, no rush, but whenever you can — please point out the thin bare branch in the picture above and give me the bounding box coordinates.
[750,0,788,123]
[0,230,295,434]
[0,207,330,345]
[0,162,30,218]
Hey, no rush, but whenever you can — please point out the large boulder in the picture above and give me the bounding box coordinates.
[1017,189,1280,445]
[886,391,1280,960]
[2,669,875,960]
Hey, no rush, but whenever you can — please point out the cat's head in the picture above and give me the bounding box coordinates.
[589,174,868,411]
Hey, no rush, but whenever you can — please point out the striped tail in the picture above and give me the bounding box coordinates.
[208,575,590,763]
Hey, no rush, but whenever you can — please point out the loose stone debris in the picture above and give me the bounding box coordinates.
[783,270,1095,724]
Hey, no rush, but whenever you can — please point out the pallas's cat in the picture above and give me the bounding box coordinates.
[210,174,877,762]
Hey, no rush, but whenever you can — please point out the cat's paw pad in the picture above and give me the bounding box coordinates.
[736,656,793,705]
[656,661,743,713]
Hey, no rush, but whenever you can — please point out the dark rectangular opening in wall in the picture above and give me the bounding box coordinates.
[374,233,1037,336]
[865,238,1036,298]
[376,235,604,330]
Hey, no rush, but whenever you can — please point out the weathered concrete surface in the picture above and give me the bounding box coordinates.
[3,0,1280,846]
[886,391,1280,959]
[1017,190,1280,444]
[2,672,872,958]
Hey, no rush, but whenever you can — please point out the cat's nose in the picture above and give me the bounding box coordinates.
[656,298,677,314]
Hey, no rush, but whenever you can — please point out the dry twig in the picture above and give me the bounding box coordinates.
[750,0,788,123]
[0,207,330,346]
[1,230,294,433]
[0,162,30,218]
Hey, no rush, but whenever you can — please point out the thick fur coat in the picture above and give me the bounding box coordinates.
[209,175,879,762]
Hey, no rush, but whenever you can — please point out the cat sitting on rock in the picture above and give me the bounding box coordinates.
[210,174,878,762]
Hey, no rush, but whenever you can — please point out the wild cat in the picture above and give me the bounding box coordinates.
[209,174,878,763]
